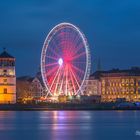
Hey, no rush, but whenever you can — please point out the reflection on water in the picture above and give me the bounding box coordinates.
[39,111,92,140]
[0,111,140,140]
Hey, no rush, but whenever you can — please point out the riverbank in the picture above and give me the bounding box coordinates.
[0,103,140,111]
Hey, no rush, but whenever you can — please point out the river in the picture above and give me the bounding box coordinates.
[0,111,140,140]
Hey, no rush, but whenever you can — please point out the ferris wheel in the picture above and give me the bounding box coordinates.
[41,22,91,96]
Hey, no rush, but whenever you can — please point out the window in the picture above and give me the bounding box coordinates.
[3,70,7,75]
[3,79,7,83]
[138,89,140,94]
[9,70,14,76]
[130,79,134,84]
[122,79,125,84]
[138,80,140,86]
[4,88,7,94]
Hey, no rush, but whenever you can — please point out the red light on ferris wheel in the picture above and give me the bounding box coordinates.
[41,22,91,97]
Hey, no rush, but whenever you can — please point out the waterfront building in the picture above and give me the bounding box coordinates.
[16,76,33,100]
[85,72,101,96]
[83,72,101,103]
[30,72,47,98]
[17,72,47,103]
[0,49,16,104]
[100,67,140,102]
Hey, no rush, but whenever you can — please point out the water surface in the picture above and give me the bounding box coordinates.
[0,111,140,140]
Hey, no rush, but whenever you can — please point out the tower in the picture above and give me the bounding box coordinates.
[0,49,16,104]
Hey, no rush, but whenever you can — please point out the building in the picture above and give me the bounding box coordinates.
[30,72,47,98]
[16,72,47,103]
[0,49,16,104]
[83,72,101,103]
[100,67,140,102]
[85,72,101,96]
[16,76,33,100]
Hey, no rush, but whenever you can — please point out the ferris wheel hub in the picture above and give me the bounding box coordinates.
[58,58,63,66]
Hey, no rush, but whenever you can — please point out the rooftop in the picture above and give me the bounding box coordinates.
[91,67,140,78]
[0,49,14,59]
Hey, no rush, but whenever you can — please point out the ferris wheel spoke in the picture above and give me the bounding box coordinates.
[46,66,58,76]
[51,35,64,54]
[46,55,58,61]
[66,66,70,95]
[59,41,74,57]
[71,64,85,74]
[71,52,86,60]
[72,61,86,64]
[69,66,84,95]
[49,66,61,94]
[58,31,76,57]
[69,67,80,91]
[47,43,61,58]
[63,37,78,57]
[72,35,82,45]
[54,68,61,96]
[65,37,76,56]
[59,68,65,95]
[65,65,69,96]
[71,31,80,45]
[68,66,76,95]
[45,62,58,67]
[72,42,85,57]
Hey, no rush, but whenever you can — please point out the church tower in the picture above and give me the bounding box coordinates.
[0,49,16,104]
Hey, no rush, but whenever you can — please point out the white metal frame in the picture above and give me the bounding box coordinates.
[41,22,91,96]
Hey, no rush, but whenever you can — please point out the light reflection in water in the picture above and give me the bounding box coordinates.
[38,111,92,140]
[0,111,16,130]
[0,111,139,140]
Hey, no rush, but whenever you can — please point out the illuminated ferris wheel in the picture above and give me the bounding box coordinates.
[41,23,91,96]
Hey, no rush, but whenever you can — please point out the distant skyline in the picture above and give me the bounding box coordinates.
[0,0,140,76]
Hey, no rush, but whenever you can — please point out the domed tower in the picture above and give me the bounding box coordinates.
[0,49,16,104]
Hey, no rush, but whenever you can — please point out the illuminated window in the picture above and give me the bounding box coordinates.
[3,79,7,83]
[130,79,134,84]
[126,87,129,94]
[0,70,2,75]
[4,88,7,94]
[126,79,129,84]
[102,80,105,86]
[122,79,125,84]
[9,70,14,76]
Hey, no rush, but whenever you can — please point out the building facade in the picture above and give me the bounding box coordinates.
[30,72,47,98]
[16,72,47,103]
[16,76,33,100]
[85,75,101,96]
[83,72,101,103]
[0,49,16,104]
[100,68,140,102]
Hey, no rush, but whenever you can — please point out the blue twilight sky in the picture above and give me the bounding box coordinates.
[0,0,140,76]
